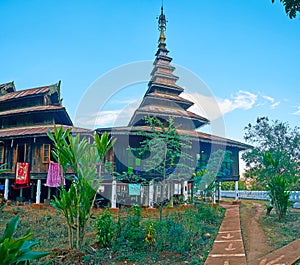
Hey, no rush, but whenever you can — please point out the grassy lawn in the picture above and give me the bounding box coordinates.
[260,207,300,249]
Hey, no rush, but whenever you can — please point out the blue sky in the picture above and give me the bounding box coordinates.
[0,0,299,144]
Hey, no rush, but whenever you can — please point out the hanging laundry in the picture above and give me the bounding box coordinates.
[13,162,30,189]
[46,161,65,187]
[128,184,141,196]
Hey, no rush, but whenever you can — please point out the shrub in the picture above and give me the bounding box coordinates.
[114,205,145,251]
[0,214,49,264]
[94,208,115,247]
[268,175,290,221]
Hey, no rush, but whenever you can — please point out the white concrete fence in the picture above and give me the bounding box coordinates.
[219,190,300,202]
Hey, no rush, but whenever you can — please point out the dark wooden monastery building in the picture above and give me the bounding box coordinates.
[0,7,251,207]
[0,81,92,203]
[95,7,251,207]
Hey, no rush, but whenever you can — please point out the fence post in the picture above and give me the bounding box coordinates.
[4,178,9,200]
[234,181,239,201]
[111,179,117,208]
[36,179,41,204]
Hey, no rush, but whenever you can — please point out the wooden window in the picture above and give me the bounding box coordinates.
[0,146,4,164]
[42,144,51,163]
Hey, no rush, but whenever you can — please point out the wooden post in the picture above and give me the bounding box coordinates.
[36,179,41,204]
[183,180,188,201]
[149,181,154,208]
[47,187,51,200]
[212,184,216,204]
[111,179,117,208]
[235,181,239,201]
[140,185,144,205]
[4,178,9,200]
[218,181,222,202]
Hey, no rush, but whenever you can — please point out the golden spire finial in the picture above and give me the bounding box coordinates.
[158,4,167,50]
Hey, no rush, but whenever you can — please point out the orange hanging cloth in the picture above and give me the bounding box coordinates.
[13,162,30,189]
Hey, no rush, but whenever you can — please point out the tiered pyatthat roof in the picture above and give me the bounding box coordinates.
[0,81,73,131]
[129,6,209,130]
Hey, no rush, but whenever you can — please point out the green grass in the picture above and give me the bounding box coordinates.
[260,209,300,249]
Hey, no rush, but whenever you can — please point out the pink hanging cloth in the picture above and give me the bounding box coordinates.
[46,161,65,187]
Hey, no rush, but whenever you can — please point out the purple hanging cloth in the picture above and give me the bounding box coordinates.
[46,161,65,187]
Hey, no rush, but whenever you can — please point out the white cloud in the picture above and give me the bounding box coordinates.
[293,106,300,115]
[262,95,275,103]
[182,90,257,120]
[222,90,257,112]
[110,98,139,105]
[261,94,280,109]
[271,101,280,109]
[75,100,141,128]
[76,110,122,128]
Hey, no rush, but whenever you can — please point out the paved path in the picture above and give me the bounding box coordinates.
[205,205,247,265]
[205,203,300,265]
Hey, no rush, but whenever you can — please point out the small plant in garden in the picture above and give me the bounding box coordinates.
[0,214,49,264]
[144,221,156,246]
[261,152,291,221]
[268,175,290,221]
[47,126,116,249]
[94,208,115,248]
[114,205,145,251]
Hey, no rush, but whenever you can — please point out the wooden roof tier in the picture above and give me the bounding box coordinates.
[0,82,61,104]
[0,124,93,139]
[96,126,252,151]
[0,81,73,128]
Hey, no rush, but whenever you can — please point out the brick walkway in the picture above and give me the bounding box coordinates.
[205,204,300,265]
[205,205,247,265]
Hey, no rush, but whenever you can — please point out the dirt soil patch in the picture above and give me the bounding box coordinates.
[240,201,272,263]
[240,200,300,264]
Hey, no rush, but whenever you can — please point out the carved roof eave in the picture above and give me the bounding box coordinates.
[47,81,62,105]
[0,81,16,95]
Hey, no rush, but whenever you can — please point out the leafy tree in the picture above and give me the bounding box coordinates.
[272,0,300,19]
[193,150,232,189]
[193,150,233,201]
[221,180,247,191]
[242,117,300,190]
[136,116,193,186]
[129,116,193,220]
